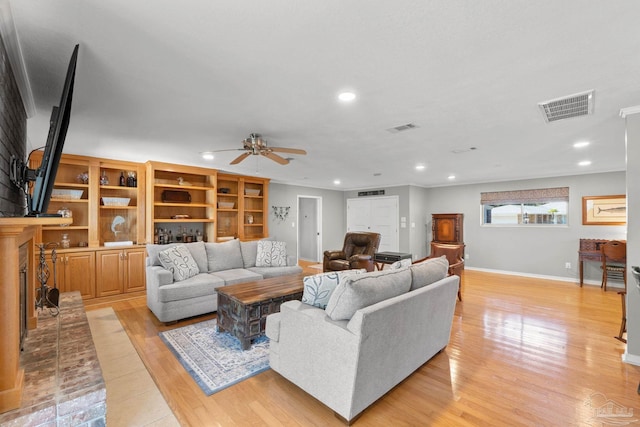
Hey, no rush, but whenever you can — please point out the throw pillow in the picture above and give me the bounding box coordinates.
[325,268,412,321]
[301,269,366,309]
[256,240,287,267]
[157,244,200,282]
[205,239,244,272]
[409,255,449,290]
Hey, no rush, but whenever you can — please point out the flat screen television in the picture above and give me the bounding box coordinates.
[10,44,79,217]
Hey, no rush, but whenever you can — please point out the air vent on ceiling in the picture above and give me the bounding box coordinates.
[387,123,418,133]
[538,90,594,123]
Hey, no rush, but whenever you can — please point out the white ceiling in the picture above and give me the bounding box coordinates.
[8,1,640,190]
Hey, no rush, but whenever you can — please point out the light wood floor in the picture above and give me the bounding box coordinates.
[93,269,637,426]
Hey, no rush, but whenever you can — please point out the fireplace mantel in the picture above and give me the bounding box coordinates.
[0,217,71,414]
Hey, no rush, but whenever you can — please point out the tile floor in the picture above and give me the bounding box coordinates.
[86,307,180,427]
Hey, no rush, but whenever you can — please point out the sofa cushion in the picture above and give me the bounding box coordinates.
[157,245,200,282]
[210,268,263,285]
[147,241,208,273]
[301,269,366,309]
[325,268,412,320]
[205,239,244,272]
[410,255,449,290]
[157,273,225,302]
[256,241,287,267]
[248,265,303,279]
[240,240,259,268]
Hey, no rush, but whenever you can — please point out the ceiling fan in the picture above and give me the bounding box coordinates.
[215,133,307,165]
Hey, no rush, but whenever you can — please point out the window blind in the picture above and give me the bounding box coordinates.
[480,187,569,205]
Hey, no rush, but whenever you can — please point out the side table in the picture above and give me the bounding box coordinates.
[373,252,412,270]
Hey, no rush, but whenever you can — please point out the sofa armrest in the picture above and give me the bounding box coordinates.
[147,265,174,287]
[348,254,374,271]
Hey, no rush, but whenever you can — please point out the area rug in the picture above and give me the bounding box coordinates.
[159,319,270,395]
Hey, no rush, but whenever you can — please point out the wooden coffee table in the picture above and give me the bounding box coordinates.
[216,273,305,350]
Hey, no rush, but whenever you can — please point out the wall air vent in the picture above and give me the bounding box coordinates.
[387,123,418,133]
[538,90,594,123]
[358,190,385,197]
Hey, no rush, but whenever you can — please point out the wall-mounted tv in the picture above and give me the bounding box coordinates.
[10,44,79,217]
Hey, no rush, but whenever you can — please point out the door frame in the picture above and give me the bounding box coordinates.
[297,195,322,262]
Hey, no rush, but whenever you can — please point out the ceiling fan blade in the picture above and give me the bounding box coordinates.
[230,152,252,165]
[269,147,307,155]
[261,151,289,165]
[212,148,245,153]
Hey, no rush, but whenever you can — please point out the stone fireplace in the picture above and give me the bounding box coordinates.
[0,218,106,424]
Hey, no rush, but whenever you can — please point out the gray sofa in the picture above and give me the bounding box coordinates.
[265,260,459,423]
[146,239,302,323]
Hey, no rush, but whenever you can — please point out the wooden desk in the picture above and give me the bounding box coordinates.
[578,238,618,286]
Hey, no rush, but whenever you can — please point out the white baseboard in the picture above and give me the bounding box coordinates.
[464,266,625,290]
[622,352,640,366]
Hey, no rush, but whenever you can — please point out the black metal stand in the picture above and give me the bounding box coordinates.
[36,243,59,316]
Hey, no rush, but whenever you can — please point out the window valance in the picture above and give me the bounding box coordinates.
[480,187,569,205]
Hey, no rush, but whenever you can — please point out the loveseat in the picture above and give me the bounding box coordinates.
[146,239,302,323]
[265,256,459,423]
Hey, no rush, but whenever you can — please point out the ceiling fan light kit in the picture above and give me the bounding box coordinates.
[214,133,307,165]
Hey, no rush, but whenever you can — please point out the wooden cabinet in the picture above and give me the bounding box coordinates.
[432,213,464,244]
[45,250,96,300]
[217,173,269,241]
[96,247,146,297]
[146,161,216,244]
[30,152,147,303]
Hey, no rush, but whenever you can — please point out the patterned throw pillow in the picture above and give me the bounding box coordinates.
[158,244,200,282]
[256,241,287,267]
[301,270,366,309]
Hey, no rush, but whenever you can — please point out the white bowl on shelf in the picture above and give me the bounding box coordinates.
[218,201,234,209]
[102,197,131,206]
[52,189,84,199]
[244,188,261,196]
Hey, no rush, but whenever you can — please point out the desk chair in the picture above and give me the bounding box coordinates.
[600,240,626,292]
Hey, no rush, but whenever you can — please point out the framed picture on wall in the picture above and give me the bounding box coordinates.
[582,195,626,225]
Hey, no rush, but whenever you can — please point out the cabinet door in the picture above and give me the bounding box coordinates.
[432,214,463,244]
[124,248,146,293]
[65,251,96,299]
[95,250,124,297]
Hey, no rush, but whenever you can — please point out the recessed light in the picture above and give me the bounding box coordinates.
[573,141,590,148]
[415,165,426,171]
[578,160,592,166]
[201,152,214,160]
[333,179,341,185]
[448,175,456,180]
[338,92,356,102]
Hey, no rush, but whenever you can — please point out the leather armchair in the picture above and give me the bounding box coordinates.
[415,242,464,300]
[323,232,382,272]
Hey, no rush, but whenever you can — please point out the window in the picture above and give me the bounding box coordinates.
[481,187,569,225]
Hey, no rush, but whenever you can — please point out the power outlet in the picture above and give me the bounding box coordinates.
[565,262,571,269]
[465,253,469,260]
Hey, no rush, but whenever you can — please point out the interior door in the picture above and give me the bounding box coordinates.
[297,196,322,262]
[347,196,399,252]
